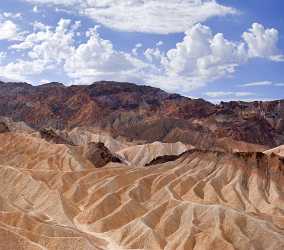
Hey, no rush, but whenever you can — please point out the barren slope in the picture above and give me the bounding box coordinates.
[1,130,284,249]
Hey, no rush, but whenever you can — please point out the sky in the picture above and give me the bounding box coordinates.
[0,0,284,102]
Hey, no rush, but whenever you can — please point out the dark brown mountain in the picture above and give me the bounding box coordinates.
[0,80,283,147]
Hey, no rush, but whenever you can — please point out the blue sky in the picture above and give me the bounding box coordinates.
[0,0,283,102]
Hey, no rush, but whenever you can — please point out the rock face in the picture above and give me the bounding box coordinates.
[145,153,186,166]
[83,142,122,167]
[39,128,75,145]
[0,122,9,133]
[1,81,283,147]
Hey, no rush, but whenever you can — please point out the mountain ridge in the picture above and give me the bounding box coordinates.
[1,80,283,147]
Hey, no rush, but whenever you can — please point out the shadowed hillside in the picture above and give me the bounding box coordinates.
[1,81,283,147]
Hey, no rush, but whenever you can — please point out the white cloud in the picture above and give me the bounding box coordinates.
[25,0,79,5]
[11,19,74,62]
[1,19,75,81]
[2,18,284,94]
[156,23,247,91]
[146,22,283,93]
[33,6,39,12]
[243,23,284,61]
[4,19,148,83]
[240,81,272,87]
[132,43,143,56]
[3,12,22,19]
[156,41,163,46]
[270,55,284,62]
[0,59,46,81]
[10,41,34,50]
[64,26,147,83]
[0,20,18,40]
[55,7,74,14]
[205,91,254,98]
[32,21,50,31]
[146,74,206,93]
[22,0,237,34]
[208,97,273,104]
[144,47,163,62]
[38,79,51,84]
[235,92,255,97]
[240,81,284,88]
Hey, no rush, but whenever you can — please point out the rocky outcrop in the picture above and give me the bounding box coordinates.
[83,142,122,167]
[0,122,9,133]
[145,153,186,166]
[40,128,75,145]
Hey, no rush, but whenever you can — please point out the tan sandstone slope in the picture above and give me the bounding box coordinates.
[264,145,284,157]
[0,130,284,250]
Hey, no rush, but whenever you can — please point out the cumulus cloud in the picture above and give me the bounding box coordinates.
[144,47,163,62]
[2,19,147,83]
[0,20,19,40]
[29,21,74,64]
[147,22,283,92]
[2,18,284,93]
[154,23,247,91]
[0,59,47,81]
[0,19,74,81]
[243,23,284,61]
[11,19,73,58]
[64,26,147,83]
[22,0,237,34]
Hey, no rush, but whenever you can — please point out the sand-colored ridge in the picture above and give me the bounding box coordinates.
[117,141,193,166]
[264,145,284,157]
[66,127,132,153]
[0,133,97,171]
[0,116,34,134]
[1,130,284,249]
